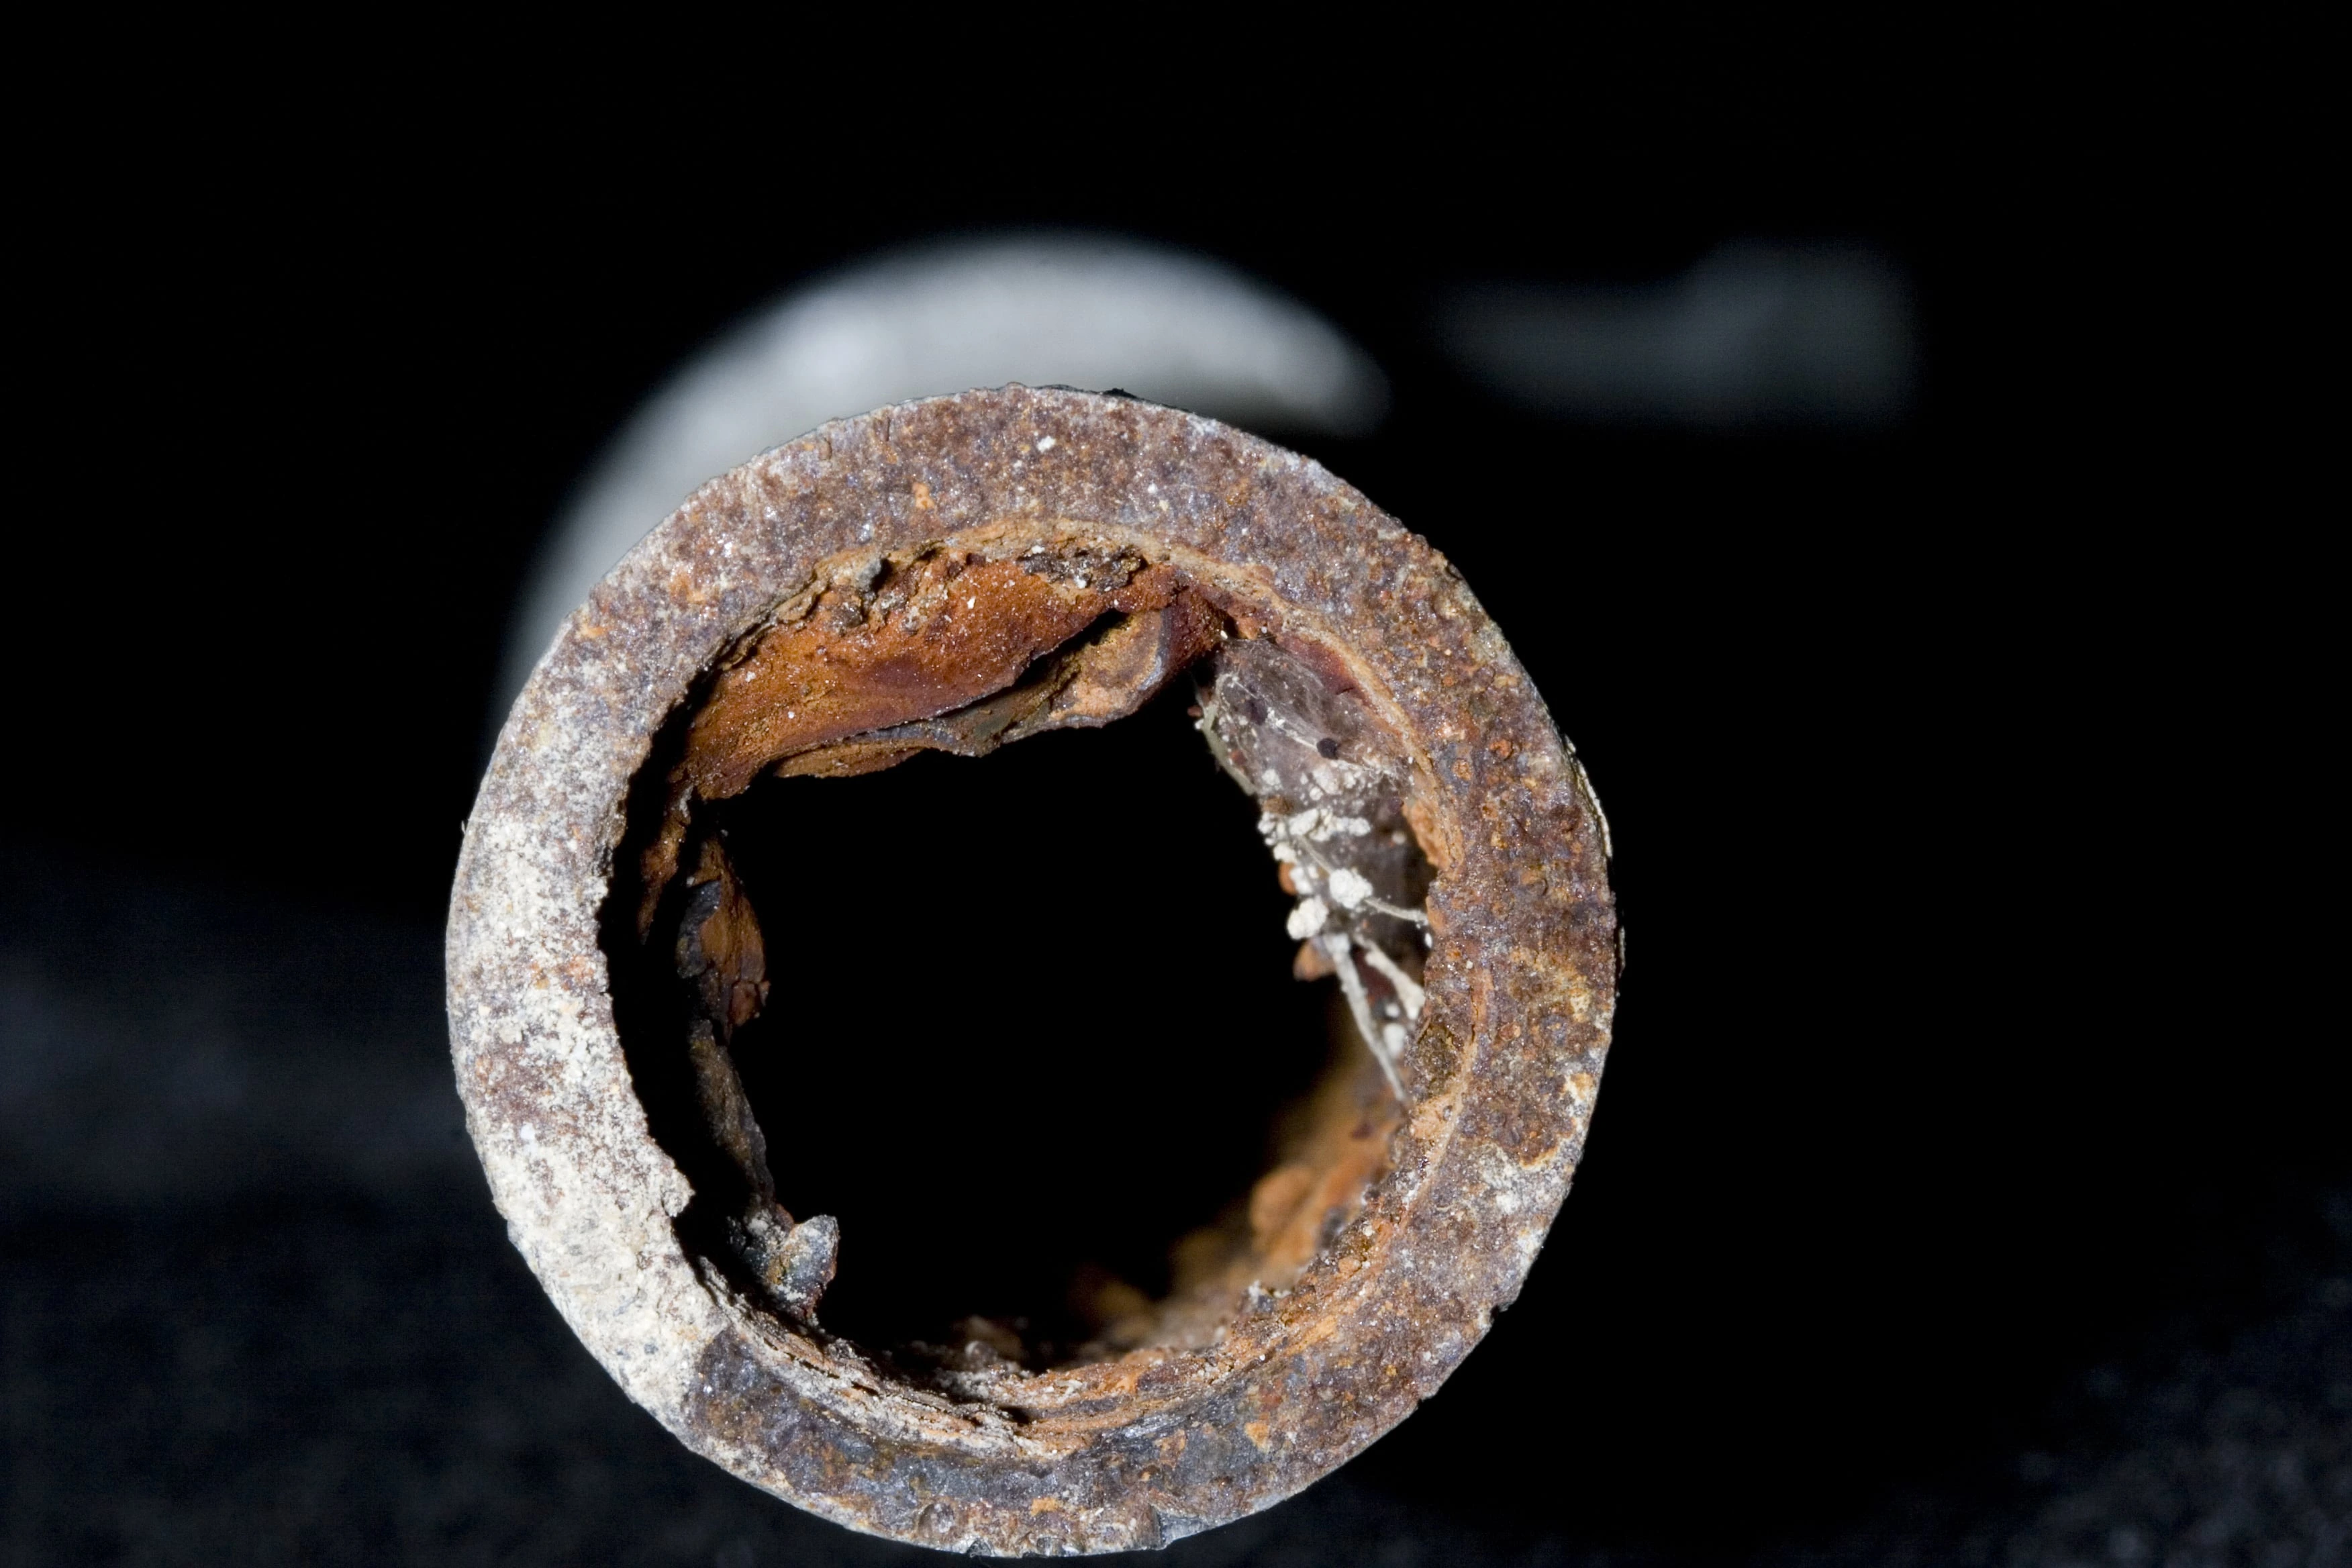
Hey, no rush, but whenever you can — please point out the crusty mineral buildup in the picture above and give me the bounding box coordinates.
[447,387,1618,1555]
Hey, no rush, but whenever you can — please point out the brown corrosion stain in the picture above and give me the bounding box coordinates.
[1242,1061,1400,1280]
[683,551,1119,800]
[1045,571,1223,725]
[628,527,1418,1378]
[637,550,1224,931]
[1073,1028,1402,1357]
[452,388,1621,1554]
[679,837,767,1034]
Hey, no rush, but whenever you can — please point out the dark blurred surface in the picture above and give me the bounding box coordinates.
[4,843,2343,1565]
[6,77,2340,1566]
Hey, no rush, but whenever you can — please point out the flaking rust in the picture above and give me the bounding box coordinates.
[447,387,1619,1555]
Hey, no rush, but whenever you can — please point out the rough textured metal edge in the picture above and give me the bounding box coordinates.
[445,385,1618,1555]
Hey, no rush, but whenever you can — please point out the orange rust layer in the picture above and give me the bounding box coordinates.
[683,553,1131,802]
[1048,581,1222,726]
[1074,1035,1400,1358]
[684,837,767,1034]
[639,558,1208,931]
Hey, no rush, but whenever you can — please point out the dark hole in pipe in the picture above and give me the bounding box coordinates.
[604,676,1338,1367]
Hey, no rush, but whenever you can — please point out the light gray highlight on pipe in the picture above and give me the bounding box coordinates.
[498,233,1390,719]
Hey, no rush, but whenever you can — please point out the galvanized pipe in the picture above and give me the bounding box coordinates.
[446,385,1618,1555]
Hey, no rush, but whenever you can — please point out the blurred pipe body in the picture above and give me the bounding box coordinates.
[1438,242,1915,429]
[499,233,1388,718]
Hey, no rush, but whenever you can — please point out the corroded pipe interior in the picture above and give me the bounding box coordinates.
[603,522,1438,1385]
[454,386,1620,1554]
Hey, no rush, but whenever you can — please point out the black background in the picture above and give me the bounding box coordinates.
[5,54,2341,1567]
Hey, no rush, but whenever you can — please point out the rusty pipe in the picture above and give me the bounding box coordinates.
[446,385,1618,1554]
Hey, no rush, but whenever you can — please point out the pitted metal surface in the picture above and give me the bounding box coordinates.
[446,385,1618,1554]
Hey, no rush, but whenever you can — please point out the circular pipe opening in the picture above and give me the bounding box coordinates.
[446,387,1616,1553]
[601,530,1430,1379]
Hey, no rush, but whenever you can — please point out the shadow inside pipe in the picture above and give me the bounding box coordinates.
[604,677,1349,1369]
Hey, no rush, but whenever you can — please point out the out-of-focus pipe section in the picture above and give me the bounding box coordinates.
[1436,242,1915,429]
[499,233,1388,718]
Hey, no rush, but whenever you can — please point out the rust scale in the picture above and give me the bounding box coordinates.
[447,386,1618,1555]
